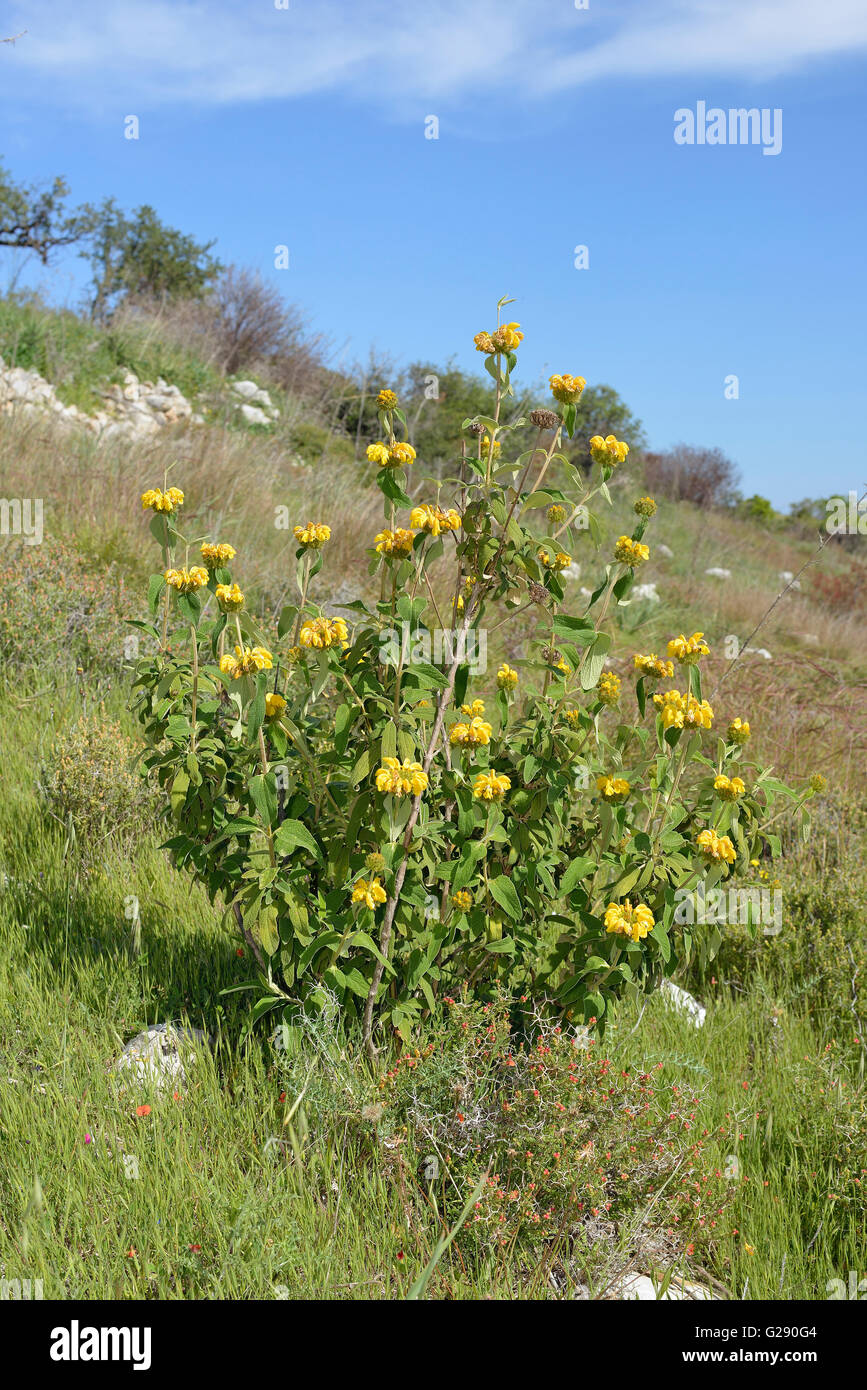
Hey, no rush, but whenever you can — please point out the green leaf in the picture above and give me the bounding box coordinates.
[409,661,449,690]
[488,875,521,920]
[580,648,607,691]
[560,855,596,896]
[377,469,412,507]
[257,905,279,956]
[381,721,398,761]
[147,573,166,614]
[552,614,595,642]
[247,675,266,740]
[249,773,277,829]
[273,819,322,861]
[334,703,354,755]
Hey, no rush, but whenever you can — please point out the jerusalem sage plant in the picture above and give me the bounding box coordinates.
[129,297,812,1058]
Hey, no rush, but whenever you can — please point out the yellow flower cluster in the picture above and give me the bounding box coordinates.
[142,486,184,513]
[496,321,523,351]
[728,717,751,744]
[634,496,657,518]
[201,541,236,568]
[216,582,244,611]
[480,435,500,458]
[547,504,567,523]
[449,716,492,748]
[668,631,709,664]
[410,504,462,536]
[366,441,417,468]
[376,758,428,798]
[293,522,331,549]
[265,692,286,719]
[614,536,650,566]
[604,899,655,943]
[596,775,630,803]
[696,828,736,864]
[590,434,629,466]
[497,663,518,690]
[714,774,746,801]
[597,671,621,705]
[164,566,208,593]
[461,699,486,717]
[549,373,586,404]
[376,389,398,410]
[633,653,675,680]
[537,548,572,571]
[451,890,473,913]
[472,770,511,801]
[374,528,415,556]
[564,708,582,727]
[653,689,714,730]
[219,645,274,678]
[298,616,349,649]
[352,876,387,909]
[474,322,524,354]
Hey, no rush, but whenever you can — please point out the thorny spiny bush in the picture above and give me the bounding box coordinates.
[354,994,735,1275]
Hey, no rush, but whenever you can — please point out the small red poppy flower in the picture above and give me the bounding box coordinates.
[189,1244,202,1253]
[278,1091,287,1104]
[135,1104,151,1117]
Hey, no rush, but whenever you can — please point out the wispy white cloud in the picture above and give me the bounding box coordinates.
[2,0,865,112]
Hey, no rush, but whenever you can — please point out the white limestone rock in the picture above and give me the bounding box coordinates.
[115,1023,208,1091]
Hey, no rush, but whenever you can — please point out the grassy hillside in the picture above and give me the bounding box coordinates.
[1,297,865,1300]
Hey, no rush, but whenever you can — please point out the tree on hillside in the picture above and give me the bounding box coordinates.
[567,383,646,464]
[404,360,508,465]
[0,160,85,263]
[81,199,221,321]
[644,443,740,509]
[402,366,644,474]
[211,264,303,375]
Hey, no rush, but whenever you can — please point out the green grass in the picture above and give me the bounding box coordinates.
[1,290,865,1297]
[0,293,224,414]
[0,681,863,1300]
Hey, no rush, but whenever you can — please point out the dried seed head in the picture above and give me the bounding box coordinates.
[529,408,560,431]
[528,581,549,605]
[466,421,486,436]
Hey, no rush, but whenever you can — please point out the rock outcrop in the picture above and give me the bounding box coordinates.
[0,357,204,440]
[0,359,281,441]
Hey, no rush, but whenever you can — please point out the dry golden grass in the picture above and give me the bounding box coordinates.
[3,409,865,789]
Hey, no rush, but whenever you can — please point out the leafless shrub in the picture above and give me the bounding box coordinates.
[644,444,740,509]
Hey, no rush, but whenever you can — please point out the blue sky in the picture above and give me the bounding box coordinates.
[1,0,865,507]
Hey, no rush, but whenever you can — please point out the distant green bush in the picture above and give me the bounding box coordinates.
[0,536,135,674]
[287,418,355,465]
[39,707,156,857]
[689,792,867,1047]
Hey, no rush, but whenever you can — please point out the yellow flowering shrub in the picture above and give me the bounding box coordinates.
[129,299,811,1055]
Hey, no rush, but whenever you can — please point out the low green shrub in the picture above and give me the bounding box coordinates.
[40,708,156,857]
[277,992,735,1284]
[0,538,134,675]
